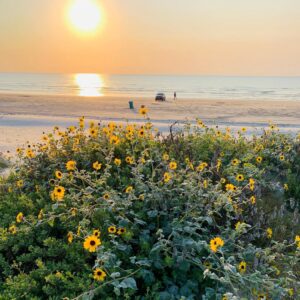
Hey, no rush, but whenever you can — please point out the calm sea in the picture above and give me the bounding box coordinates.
[0,73,300,100]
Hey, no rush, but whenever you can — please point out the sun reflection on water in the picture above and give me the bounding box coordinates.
[74,73,103,97]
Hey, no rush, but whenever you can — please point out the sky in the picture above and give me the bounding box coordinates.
[0,0,300,75]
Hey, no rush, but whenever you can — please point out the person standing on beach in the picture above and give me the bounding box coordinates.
[174,92,177,100]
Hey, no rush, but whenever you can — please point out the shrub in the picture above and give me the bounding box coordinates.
[0,116,299,299]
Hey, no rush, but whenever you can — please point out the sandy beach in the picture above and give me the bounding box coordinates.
[0,93,300,153]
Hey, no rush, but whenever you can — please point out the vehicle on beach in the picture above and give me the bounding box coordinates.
[155,92,166,101]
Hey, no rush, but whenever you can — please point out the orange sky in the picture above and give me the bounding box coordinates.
[0,0,300,75]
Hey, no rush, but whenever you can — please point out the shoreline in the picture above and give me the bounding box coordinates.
[0,93,299,153]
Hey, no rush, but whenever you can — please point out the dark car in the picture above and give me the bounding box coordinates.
[155,93,166,101]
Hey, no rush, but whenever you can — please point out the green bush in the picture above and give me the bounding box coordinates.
[0,118,299,299]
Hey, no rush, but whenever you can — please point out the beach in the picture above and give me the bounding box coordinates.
[0,92,300,153]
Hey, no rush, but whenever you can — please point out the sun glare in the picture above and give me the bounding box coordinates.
[68,0,101,33]
[74,73,103,97]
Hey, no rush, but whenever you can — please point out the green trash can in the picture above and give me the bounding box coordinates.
[129,101,134,109]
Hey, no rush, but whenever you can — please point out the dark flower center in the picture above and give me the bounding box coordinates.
[90,240,96,246]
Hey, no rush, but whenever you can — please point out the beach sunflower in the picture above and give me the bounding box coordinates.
[114,158,121,166]
[279,154,285,161]
[236,174,244,182]
[16,212,24,223]
[38,209,44,220]
[83,235,101,252]
[52,186,65,201]
[108,226,117,234]
[9,225,17,234]
[250,195,256,204]
[125,186,133,193]
[93,268,107,282]
[266,228,273,239]
[125,156,134,164]
[89,127,98,138]
[66,160,76,171]
[295,235,300,248]
[225,183,235,191]
[16,180,24,188]
[67,232,73,243]
[231,158,239,166]
[93,161,102,171]
[163,172,171,183]
[93,229,101,238]
[139,105,148,116]
[256,156,263,163]
[110,135,120,145]
[55,170,63,179]
[169,161,177,170]
[238,261,247,273]
[163,153,169,161]
[103,193,110,200]
[209,237,224,253]
[26,149,35,158]
[138,128,145,137]
[117,227,126,235]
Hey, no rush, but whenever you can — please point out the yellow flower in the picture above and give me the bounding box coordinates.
[108,226,117,234]
[284,183,289,191]
[163,172,172,183]
[196,162,208,172]
[169,161,177,170]
[125,156,134,164]
[236,174,244,182]
[16,212,24,223]
[279,155,285,161]
[16,180,24,188]
[125,186,133,193]
[256,156,263,163]
[231,159,239,166]
[83,235,101,252]
[93,268,107,282]
[220,178,226,184]
[266,228,273,239]
[294,235,300,248]
[93,229,101,238]
[71,208,78,216]
[89,127,98,138]
[110,135,120,145]
[241,127,247,132]
[209,237,224,253]
[52,186,65,201]
[67,232,73,243]
[163,153,169,161]
[203,180,208,189]
[114,158,121,166]
[138,128,146,137]
[93,161,102,171]
[250,195,256,204]
[66,160,76,171]
[9,225,17,234]
[139,105,148,116]
[55,170,63,179]
[235,221,244,231]
[16,147,23,155]
[103,193,110,200]
[238,261,247,273]
[26,149,35,158]
[38,209,44,220]
[117,227,126,235]
[226,183,236,191]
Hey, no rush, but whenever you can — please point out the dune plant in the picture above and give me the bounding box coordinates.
[0,113,299,299]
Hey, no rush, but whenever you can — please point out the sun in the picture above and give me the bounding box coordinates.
[68,0,101,33]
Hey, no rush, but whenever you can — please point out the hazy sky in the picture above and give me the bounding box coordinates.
[1,0,300,75]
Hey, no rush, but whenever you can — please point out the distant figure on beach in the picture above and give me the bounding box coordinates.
[174,92,177,100]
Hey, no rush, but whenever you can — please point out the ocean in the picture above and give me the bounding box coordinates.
[0,73,300,100]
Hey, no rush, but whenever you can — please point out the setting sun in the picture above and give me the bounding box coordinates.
[68,0,101,33]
